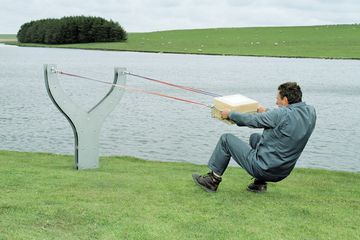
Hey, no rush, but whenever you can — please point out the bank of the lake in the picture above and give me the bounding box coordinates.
[0,150,359,240]
[4,24,360,59]
[0,34,17,43]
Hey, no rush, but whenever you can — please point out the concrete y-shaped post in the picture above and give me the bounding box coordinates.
[44,64,126,169]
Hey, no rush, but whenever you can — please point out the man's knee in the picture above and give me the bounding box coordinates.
[220,133,235,145]
[249,133,261,149]
[250,133,261,141]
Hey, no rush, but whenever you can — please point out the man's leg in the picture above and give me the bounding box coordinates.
[208,133,254,176]
[192,133,254,192]
[248,133,267,193]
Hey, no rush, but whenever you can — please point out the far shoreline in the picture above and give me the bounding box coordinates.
[2,24,360,60]
[3,42,360,61]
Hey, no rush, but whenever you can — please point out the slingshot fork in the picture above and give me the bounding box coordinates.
[44,64,126,169]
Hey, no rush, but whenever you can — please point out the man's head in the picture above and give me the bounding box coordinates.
[276,82,302,107]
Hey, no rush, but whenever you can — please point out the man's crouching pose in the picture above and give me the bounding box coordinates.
[193,82,316,193]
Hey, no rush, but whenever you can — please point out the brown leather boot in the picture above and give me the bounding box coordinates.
[192,172,222,192]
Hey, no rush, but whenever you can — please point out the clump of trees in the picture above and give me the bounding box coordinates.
[17,16,127,44]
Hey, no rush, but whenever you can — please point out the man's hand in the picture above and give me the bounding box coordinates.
[257,105,267,113]
[220,109,231,119]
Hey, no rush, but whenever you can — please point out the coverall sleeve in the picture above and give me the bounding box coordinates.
[228,109,281,129]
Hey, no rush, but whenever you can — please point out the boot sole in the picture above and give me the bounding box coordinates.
[192,174,217,193]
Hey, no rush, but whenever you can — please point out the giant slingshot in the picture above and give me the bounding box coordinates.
[44,64,126,169]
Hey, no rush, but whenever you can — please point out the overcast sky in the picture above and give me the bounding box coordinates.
[1,0,360,33]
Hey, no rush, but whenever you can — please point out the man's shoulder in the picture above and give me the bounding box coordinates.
[290,102,315,110]
[301,102,316,114]
[291,102,317,119]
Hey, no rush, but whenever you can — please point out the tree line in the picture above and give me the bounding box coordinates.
[17,16,127,44]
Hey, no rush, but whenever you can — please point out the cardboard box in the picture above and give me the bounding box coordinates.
[212,94,259,124]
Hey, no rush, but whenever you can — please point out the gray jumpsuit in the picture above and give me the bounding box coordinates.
[208,102,316,182]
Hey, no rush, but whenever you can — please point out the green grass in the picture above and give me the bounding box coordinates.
[6,24,360,59]
[0,150,359,239]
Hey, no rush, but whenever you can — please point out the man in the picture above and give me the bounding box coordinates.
[192,82,316,193]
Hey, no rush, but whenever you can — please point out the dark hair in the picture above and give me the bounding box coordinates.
[278,82,302,104]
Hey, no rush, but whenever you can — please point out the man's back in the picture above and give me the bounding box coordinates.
[255,102,316,180]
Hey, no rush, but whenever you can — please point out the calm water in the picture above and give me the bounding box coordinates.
[0,44,359,172]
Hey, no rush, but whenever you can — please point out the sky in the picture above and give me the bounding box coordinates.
[1,0,360,33]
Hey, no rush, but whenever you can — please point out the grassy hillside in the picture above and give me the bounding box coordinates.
[0,150,359,239]
[6,24,360,59]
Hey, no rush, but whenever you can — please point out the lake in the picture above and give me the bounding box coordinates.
[0,44,359,172]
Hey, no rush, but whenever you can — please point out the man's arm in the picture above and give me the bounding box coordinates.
[220,105,266,118]
[221,106,281,129]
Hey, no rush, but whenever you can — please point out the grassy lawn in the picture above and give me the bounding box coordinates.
[5,24,360,59]
[0,150,359,239]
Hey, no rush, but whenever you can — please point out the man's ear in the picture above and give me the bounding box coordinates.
[283,96,289,105]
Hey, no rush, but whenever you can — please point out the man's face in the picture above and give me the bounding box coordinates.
[276,91,289,107]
